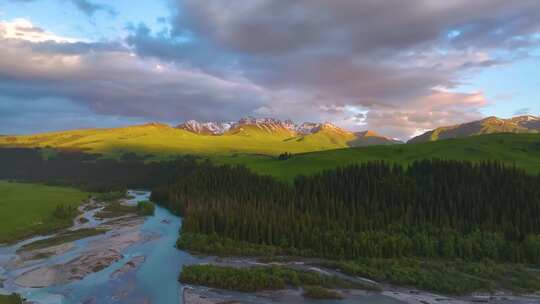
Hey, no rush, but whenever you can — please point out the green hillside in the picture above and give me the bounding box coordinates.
[0,181,88,243]
[410,116,540,143]
[0,294,22,304]
[0,123,358,157]
[214,133,540,181]
[2,124,539,182]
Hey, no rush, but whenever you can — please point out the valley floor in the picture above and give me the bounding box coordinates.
[179,255,540,304]
[1,187,539,304]
[0,181,88,244]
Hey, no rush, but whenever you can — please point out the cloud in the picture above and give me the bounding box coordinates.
[68,0,116,18]
[173,0,540,55]
[121,0,540,138]
[0,19,271,126]
[0,97,145,135]
[0,18,78,42]
[364,90,488,138]
[514,107,532,116]
[8,0,116,18]
[3,1,540,138]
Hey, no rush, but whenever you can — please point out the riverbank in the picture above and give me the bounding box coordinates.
[0,294,22,304]
[13,216,144,288]
[179,255,540,304]
[177,232,540,297]
[0,181,89,245]
[2,188,539,304]
[0,190,165,303]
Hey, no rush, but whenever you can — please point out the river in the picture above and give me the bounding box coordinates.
[0,191,198,303]
[0,191,538,304]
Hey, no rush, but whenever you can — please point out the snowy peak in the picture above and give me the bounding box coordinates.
[177,120,234,135]
[294,122,351,135]
[295,122,322,135]
[236,117,295,132]
[177,118,351,136]
[176,117,402,148]
[510,115,539,123]
[228,117,296,136]
[409,115,540,143]
[318,122,352,134]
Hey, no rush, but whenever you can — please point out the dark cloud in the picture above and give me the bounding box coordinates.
[3,1,540,138]
[69,0,117,18]
[0,97,146,135]
[8,0,116,17]
[32,40,125,55]
[0,31,270,124]
[195,1,540,135]
[514,107,532,116]
[174,0,540,56]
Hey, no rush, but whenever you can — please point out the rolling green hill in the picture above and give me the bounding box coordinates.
[213,133,540,180]
[350,130,403,146]
[409,115,540,143]
[0,122,398,157]
[1,123,539,182]
[0,181,88,243]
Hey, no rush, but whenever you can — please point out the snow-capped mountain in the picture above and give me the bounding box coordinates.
[177,120,235,135]
[409,115,540,143]
[295,122,323,134]
[177,117,350,136]
[175,117,402,146]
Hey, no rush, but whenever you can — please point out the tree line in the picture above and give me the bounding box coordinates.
[179,264,363,292]
[3,147,540,264]
[0,148,196,192]
[152,160,540,264]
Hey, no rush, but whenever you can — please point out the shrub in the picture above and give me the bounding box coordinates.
[137,201,155,216]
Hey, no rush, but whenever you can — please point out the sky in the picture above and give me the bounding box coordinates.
[0,0,539,139]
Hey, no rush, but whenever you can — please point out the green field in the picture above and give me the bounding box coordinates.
[2,125,540,182]
[0,123,356,157]
[213,133,540,180]
[0,294,22,304]
[0,181,89,243]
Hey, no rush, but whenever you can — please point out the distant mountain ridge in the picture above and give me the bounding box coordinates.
[0,117,401,157]
[177,116,401,146]
[3,114,540,157]
[177,117,350,136]
[409,115,540,143]
[351,130,403,147]
[177,120,235,135]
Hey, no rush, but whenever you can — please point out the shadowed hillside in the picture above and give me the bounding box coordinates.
[409,116,540,143]
[214,133,540,181]
[0,120,399,156]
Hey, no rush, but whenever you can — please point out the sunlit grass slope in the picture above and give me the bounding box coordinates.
[213,133,540,181]
[0,294,22,304]
[0,123,354,156]
[2,126,539,181]
[0,181,88,243]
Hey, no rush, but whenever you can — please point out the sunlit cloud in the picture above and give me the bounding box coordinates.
[1,0,540,138]
[0,18,79,43]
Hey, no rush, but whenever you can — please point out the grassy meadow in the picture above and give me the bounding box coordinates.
[2,124,540,182]
[0,123,355,157]
[0,294,23,304]
[213,133,540,181]
[0,181,88,243]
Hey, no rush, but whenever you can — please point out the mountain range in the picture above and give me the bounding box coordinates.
[1,115,538,157]
[176,116,403,147]
[0,117,399,156]
[176,117,401,146]
[409,115,540,143]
